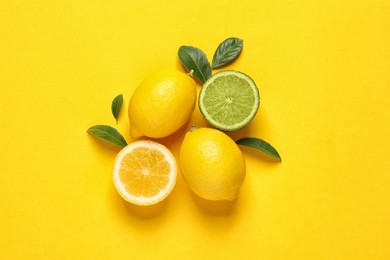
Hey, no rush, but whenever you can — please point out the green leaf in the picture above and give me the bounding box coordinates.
[87,125,127,148]
[178,46,212,84]
[212,37,243,69]
[111,94,123,124]
[236,137,281,161]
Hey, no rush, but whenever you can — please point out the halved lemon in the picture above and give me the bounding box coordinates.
[112,140,177,206]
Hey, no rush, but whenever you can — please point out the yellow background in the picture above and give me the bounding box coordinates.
[1,0,389,259]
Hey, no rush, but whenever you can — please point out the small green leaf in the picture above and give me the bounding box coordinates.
[178,46,212,84]
[236,137,281,161]
[87,125,127,148]
[111,94,123,124]
[212,37,243,69]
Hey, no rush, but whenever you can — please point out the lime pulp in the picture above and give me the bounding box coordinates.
[198,70,260,131]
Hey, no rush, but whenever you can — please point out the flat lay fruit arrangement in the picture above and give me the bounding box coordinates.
[88,37,281,206]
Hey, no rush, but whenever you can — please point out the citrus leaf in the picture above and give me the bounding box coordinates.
[212,37,243,69]
[178,46,211,84]
[236,137,281,161]
[111,94,123,124]
[87,125,127,148]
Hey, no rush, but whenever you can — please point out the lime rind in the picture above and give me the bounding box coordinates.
[199,70,260,131]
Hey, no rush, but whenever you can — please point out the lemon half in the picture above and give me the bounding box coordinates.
[112,140,177,206]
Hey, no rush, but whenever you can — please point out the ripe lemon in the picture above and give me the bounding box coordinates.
[112,140,177,206]
[128,69,197,138]
[179,127,246,201]
[199,70,260,131]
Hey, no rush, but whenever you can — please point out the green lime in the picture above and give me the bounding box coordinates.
[198,70,260,131]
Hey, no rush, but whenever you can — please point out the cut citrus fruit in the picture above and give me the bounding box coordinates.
[198,70,260,131]
[112,140,177,206]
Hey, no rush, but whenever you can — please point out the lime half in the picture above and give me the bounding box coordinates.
[198,70,260,131]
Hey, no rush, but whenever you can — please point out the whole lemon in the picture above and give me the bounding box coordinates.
[179,127,246,201]
[128,70,196,138]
